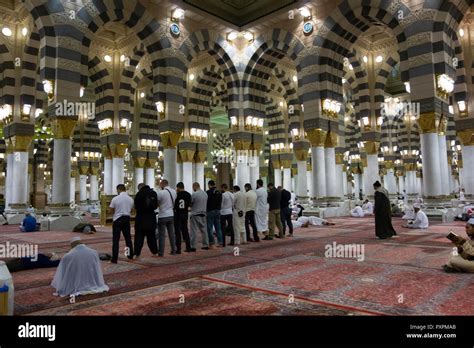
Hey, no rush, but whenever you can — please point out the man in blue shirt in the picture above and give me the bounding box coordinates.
[20,212,38,232]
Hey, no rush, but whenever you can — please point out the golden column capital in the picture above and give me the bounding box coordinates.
[417,112,437,134]
[179,149,195,162]
[385,161,394,170]
[272,159,281,169]
[294,148,308,161]
[458,159,463,169]
[79,165,90,175]
[234,140,251,151]
[90,167,100,175]
[324,132,338,148]
[306,129,327,147]
[52,118,77,139]
[281,159,292,169]
[363,141,379,155]
[133,157,146,168]
[70,168,77,178]
[109,143,128,158]
[102,146,112,159]
[5,139,13,154]
[193,151,207,163]
[458,128,474,146]
[145,158,157,168]
[404,163,416,171]
[307,163,312,171]
[291,167,298,176]
[335,153,345,165]
[361,157,368,167]
[260,168,268,177]
[11,135,33,152]
[250,141,262,152]
[160,131,181,149]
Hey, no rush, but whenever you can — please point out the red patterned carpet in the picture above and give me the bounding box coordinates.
[1,215,472,316]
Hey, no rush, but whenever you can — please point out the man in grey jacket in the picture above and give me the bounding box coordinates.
[190,182,209,250]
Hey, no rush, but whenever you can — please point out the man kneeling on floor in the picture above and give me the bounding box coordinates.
[52,237,109,297]
[403,203,429,229]
[444,218,474,273]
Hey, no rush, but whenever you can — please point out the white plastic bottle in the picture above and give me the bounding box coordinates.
[0,261,14,315]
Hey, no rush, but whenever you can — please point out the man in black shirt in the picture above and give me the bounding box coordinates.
[265,183,284,240]
[206,180,223,247]
[174,182,192,253]
[279,186,293,237]
[134,183,159,258]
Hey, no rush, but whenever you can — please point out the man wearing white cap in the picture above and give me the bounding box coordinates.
[444,218,474,273]
[403,203,429,229]
[51,237,109,297]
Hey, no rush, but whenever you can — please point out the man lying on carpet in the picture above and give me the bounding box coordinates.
[292,215,335,228]
[52,237,109,297]
[4,253,61,272]
[443,218,474,273]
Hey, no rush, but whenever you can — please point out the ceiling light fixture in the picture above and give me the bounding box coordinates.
[104,55,112,63]
[2,27,12,37]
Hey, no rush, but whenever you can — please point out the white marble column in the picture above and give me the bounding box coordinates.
[134,167,144,192]
[195,162,205,190]
[112,157,124,190]
[342,170,348,197]
[236,153,250,188]
[398,175,405,194]
[354,173,361,197]
[145,167,155,189]
[406,170,417,195]
[384,169,397,195]
[324,147,337,197]
[363,154,380,197]
[296,161,308,200]
[274,168,282,187]
[104,158,113,195]
[163,148,177,188]
[5,153,13,209]
[462,145,474,195]
[90,174,98,201]
[438,135,450,195]
[176,162,183,184]
[249,155,260,187]
[311,146,326,199]
[307,170,313,198]
[335,164,344,198]
[70,177,75,203]
[79,175,87,202]
[52,139,72,204]
[420,133,442,196]
[183,162,193,193]
[416,176,423,196]
[283,167,291,191]
[11,152,29,205]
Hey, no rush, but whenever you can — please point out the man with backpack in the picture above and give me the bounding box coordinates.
[134,183,159,259]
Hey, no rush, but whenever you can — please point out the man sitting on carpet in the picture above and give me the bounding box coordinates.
[362,199,374,215]
[351,204,365,217]
[292,215,335,228]
[52,237,109,297]
[443,218,474,273]
[403,203,429,229]
[20,212,39,232]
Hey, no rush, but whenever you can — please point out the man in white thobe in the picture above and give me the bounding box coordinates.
[362,200,373,215]
[232,185,246,245]
[52,237,109,297]
[351,205,365,217]
[403,204,429,229]
[255,179,269,237]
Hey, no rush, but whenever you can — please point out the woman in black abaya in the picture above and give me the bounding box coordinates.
[373,181,397,239]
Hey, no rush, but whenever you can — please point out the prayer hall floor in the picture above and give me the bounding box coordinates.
[1,216,472,316]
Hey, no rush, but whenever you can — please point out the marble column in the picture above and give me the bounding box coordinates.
[384,168,398,196]
[112,157,124,189]
[342,171,348,197]
[195,162,205,190]
[236,151,250,189]
[363,154,380,197]
[296,161,308,201]
[70,176,75,204]
[11,151,29,205]
[353,173,361,197]
[461,145,474,195]
[145,158,156,190]
[53,139,73,204]
[420,132,442,196]
[193,149,206,190]
[89,171,99,202]
[405,170,418,195]
[134,167,144,191]
[324,147,337,198]
[79,174,88,202]
[398,175,405,194]
[176,162,183,185]
[163,148,177,187]
[103,157,113,195]
[311,146,326,199]
[274,168,282,187]
[182,162,193,193]
[249,155,260,187]
[307,165,313,199]
[282,167,291,191]
[438,134,450,195]
[5,152,13,209]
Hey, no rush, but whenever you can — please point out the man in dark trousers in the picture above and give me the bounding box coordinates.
[108,184,134,263]
[206,180,223,247]
[265,183,283,240]
[279,186,293,237]
[133,183,158,259]
[174,182,192,253]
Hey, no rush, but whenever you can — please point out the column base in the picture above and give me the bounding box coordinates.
[296,195,309,204]
[311,197,343,208]
[31,193,47,210]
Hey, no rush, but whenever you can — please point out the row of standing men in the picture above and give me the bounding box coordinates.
[108,179,295,263]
